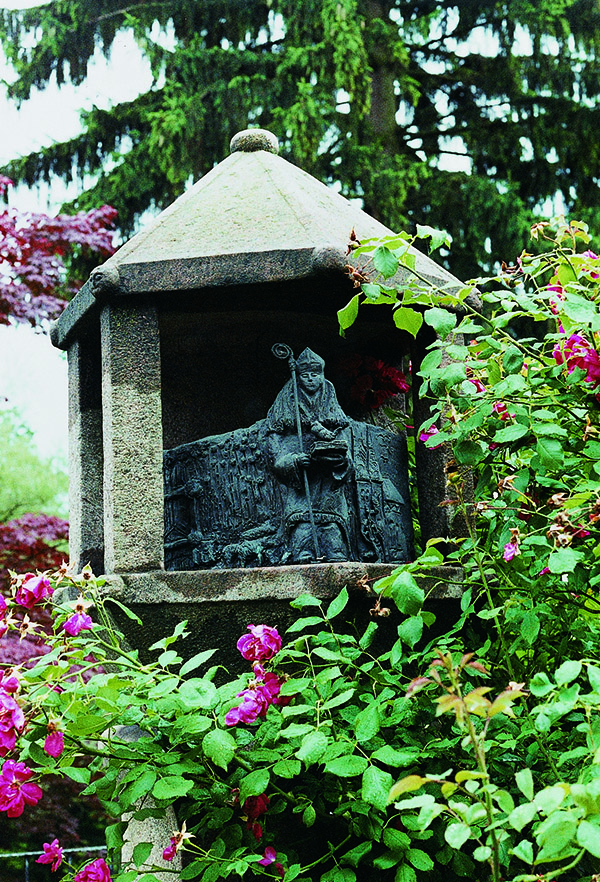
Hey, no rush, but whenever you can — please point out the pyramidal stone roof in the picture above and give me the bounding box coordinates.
[52,129,463,349]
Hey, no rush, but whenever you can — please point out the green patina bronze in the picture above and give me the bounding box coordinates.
[164,346,412,569]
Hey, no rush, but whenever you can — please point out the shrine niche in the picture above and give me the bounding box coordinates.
[164,346,413,570]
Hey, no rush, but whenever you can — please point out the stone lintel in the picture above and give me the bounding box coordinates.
[102,562,464,605]
[50,247,347,351]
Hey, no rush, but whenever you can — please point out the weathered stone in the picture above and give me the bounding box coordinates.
[101,562,463,670]
[230,128,279,154]
[100,303,163,573]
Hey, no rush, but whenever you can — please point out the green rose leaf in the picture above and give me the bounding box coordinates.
[548,548,583,573]
[179,648,218,677]
[424,307,457,338]
[535,810,578,860]
[454,439,487,464]
[444,823,472,849]
[132,842,153,868]
[511,839,534,865]
[290,593,322,608]
[577,819,600,857]
[473,846,493,862]
[354,703,381,743]
[382,828,411,852]
[372,746,421,768]
[362,765,393,812]
[202,728,236,770]
[394,863,417,882]
[503,346,524,374]
[555,659,582,685]
[389,572,424,616]
[407,848,434,872]
[338,294,360,334]
[152,775,194,801]
[494,423,529,443]
[588,664,600,692]
[508,801,537,832]
[362,282,382,301]
[515,768,534,802]
[340,842,372,868]
[239,768,270,804]
[521,611,540,647]
[393,306,424,337]
[373,244,399,277]
[536,436,564,468]
[321,688,355,711]
[273,758,302,778]
[178,678,218,709]
[296,729,329,765]
[416,224,451,252]
[325,755,369,777]
[120,768,157,807]
[326,586,349,619]
[529,671,554,697]
[302,803,316,827]
[397,615,423,648]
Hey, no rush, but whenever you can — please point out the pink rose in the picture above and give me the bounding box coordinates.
[419,425,442,447]
[225,686,270,726]
[0,692,25,757]
[36,839,63,872]
[73,857,112,882]
[44,730,65,758]
[236,625,281,662]
[162,840,177,861]
[0,760,43,817]
[15,574,53,610]
[63,611,94,637]
[258,846,285,878]
[503,541,520,562]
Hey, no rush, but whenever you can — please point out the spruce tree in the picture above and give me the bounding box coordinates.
[2,0,600,277]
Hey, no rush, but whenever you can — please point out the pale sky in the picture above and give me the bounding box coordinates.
[0,7,152,459]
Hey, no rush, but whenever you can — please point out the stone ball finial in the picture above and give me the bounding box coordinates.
[230,129,279,155]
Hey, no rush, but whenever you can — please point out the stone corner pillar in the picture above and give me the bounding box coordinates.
[101,302,164,574]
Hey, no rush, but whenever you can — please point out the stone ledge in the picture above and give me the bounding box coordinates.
[102,562,463,605]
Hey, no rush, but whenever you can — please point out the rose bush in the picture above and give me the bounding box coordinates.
[3,220,600,881]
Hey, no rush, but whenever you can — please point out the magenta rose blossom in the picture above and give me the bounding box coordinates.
[0,670,19,694]
[258,846,285,878]
[36,839,63,872]
[0,760,43,817]
[225,686,271,726]
[44,730,65,758]
[63,611,94,637]
[0,692,25,757]
[15,574,53,610]
[73,857,112,882]
[419,425,442,448]
[0,594,7,619]
[503,541,520,562]
[162,838,177,861]
[553,333,600,386]
[236,625,281,662]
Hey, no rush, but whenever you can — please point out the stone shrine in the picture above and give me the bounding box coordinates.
[51,129,466,662]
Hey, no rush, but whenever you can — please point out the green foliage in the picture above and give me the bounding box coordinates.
[2,1,600,271]
[8,220,600,881]
[0,408,67,521]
